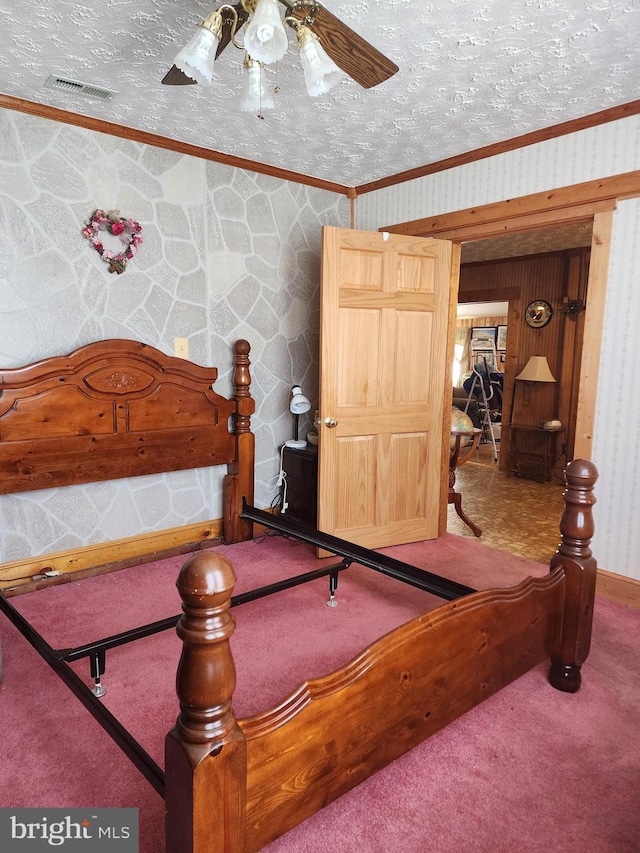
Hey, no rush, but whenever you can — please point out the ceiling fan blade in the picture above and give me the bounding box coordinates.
[162,66,197,86]
[161,3,249,85]
[284,1,399,89]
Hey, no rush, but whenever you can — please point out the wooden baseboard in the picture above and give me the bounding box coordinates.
[0,519,223,595]
[596,568,640,610]
[7,519,633,612]
[0,505,280,596]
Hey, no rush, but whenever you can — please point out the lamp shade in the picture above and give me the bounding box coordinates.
[515,356,556,383]
[244,0,288,65]
[240,57,274,112]
[173,14,222,85]
[297,26,342,96]
[290,385,311,414]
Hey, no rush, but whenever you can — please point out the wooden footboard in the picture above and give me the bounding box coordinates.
[243,573,563,849]
[165,460,597,853]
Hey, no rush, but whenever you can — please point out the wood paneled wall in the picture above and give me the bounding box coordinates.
[458,248,590,473]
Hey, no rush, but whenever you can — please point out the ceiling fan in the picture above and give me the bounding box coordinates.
[162,0,399,92]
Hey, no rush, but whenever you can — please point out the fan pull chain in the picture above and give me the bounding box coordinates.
[274,61,281,96]
[258,60,266,120]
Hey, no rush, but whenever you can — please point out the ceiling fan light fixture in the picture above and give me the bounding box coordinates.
[244,0,288,64]
[296,25,342,96]
[162,2,399,100]
[240,55,275,113]
[173,11,223,85]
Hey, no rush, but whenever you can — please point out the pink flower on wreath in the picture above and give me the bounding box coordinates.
[110,221,125,236]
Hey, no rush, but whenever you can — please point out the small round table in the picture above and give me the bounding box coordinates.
[449,428,482,537]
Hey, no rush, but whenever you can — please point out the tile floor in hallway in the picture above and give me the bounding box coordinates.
[447,443,566,564]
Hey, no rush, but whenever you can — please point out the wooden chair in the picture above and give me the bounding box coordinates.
[449,428,482,537]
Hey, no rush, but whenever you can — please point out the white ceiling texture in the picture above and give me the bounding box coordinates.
[1,0,639,188]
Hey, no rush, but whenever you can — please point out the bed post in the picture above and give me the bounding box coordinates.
[165,553,246,853]
[548,458,598,694]
[224,339,255,544]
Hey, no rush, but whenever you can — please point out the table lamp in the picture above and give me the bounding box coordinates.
[515,355,556,383]
[285,385,311,449]
[510,355,557,427]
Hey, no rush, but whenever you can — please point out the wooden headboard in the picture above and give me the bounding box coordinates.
[0,339,255,544]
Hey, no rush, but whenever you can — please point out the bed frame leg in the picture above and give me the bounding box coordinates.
[165,552,247,853]
[90,649,107,697]
[326,568,340,607]
[548,459,598,694]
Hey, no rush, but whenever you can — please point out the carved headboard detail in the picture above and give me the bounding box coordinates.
[0,339,244,496]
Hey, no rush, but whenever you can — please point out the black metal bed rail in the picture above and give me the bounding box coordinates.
[57,559,352,663]
[0,592,165,797]
[0,554,353,795]
[242,501,477,602]
[0,510,472,796]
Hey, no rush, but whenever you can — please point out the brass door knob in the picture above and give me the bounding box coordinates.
[324,417,338,428]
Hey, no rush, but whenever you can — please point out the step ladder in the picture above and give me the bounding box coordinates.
[463,348,500,462]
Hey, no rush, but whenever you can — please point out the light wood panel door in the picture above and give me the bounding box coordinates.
[318,226,453,548]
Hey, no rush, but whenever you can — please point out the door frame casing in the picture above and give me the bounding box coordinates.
[381,190,619,528]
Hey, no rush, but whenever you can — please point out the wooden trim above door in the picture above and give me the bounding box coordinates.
[409,199,615,243]
[381,171,639,238]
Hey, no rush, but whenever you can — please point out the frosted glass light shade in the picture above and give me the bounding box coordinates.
[244,0,288,64]
[173,20,221,85]
[240,58,275,112]
[515,356,556,383]
[298,29,342,96]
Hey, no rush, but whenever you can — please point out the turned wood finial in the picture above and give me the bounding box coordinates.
[557,458,597,560]
[232,339,254,434]
[232,339,251,395]
[174,552,238,745]
[548,458,598,693]
[166,551,247,853]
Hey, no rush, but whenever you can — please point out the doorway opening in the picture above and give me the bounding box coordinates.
[453,299,509,464]
[447,222,593,562]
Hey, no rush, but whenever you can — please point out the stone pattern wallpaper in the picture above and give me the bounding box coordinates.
[0,109,348,562]
[357,114,640,580]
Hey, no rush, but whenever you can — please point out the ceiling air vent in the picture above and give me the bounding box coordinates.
[43,75,117,101]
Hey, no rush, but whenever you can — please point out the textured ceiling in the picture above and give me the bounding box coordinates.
[1,0,639,186]
[460,221,593,263]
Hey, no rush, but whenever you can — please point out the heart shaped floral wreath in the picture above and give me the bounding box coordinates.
[82,209,143,275]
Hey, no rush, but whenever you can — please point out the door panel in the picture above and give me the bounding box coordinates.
[338,309,380,407]
[319,227,453,549]
[394,311,433,402]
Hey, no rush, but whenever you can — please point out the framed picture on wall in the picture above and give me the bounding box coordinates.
[471,326,497,350]
[473,351,496,370]
[497,325,507,350]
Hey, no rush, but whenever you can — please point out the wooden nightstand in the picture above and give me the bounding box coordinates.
[507,424,565,482]
[281,444,318,526]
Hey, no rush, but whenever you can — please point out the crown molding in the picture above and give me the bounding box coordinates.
[2,93,640,201]
[355,99,640,196]
[0,93,352,197]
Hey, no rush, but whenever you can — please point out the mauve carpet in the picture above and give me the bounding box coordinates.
[1,533,639,852]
